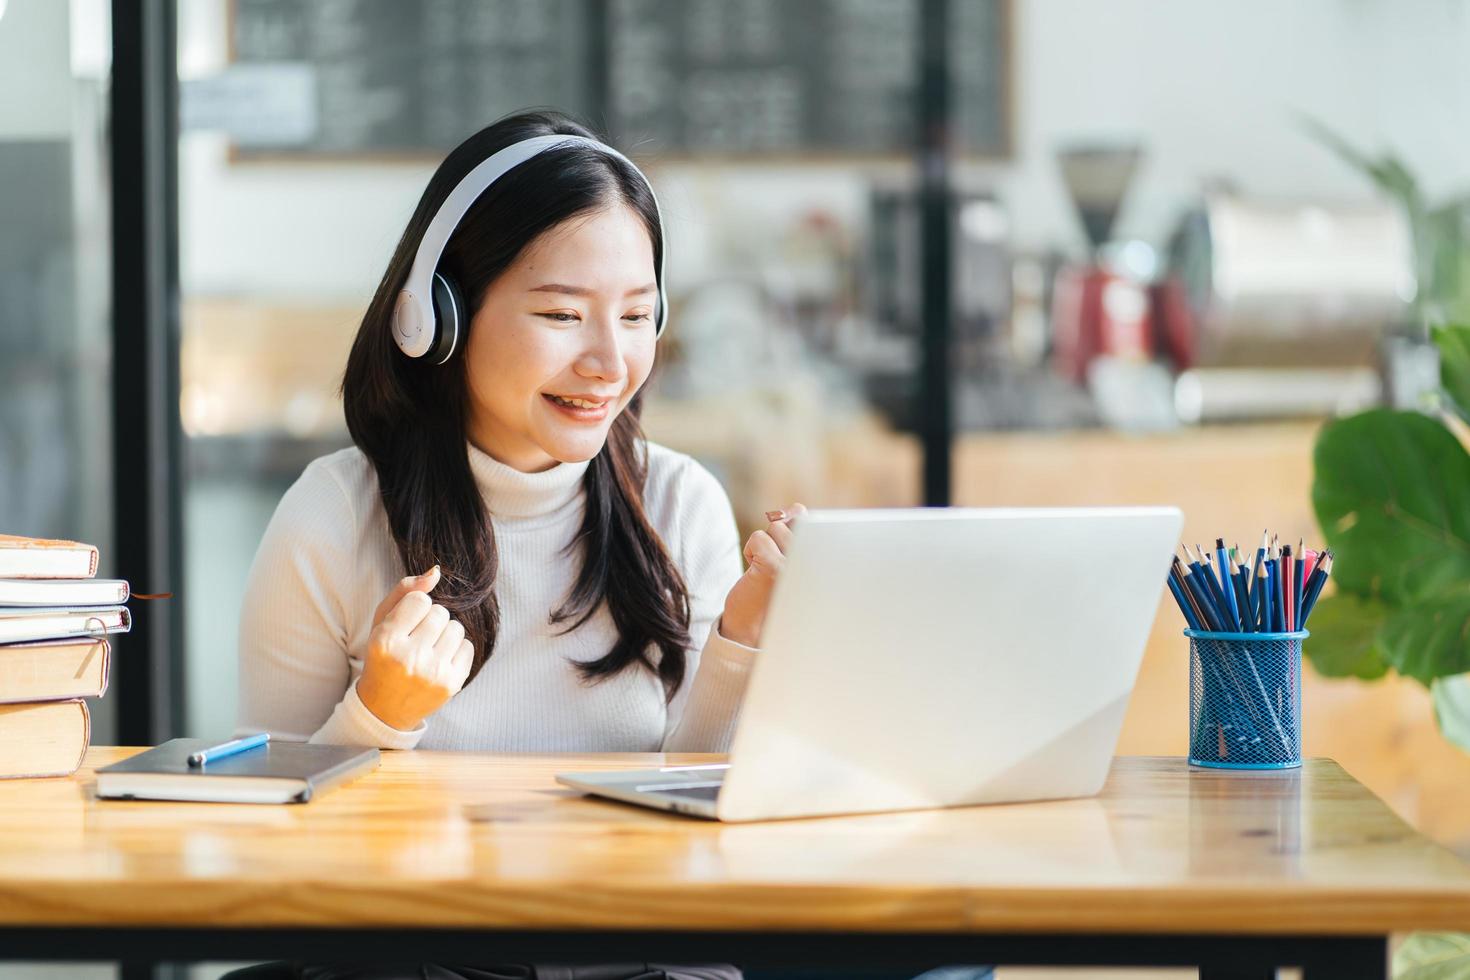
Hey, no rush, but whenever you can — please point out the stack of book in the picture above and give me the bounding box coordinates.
[0,534,132,778]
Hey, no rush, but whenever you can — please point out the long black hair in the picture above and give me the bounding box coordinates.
[341,110,692,699]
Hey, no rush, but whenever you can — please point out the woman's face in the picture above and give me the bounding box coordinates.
[463,203,658,473]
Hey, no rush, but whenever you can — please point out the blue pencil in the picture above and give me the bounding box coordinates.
[1298,550,1334,625]
[1258,560,1274,633]
[1193,544,1239,632]
[1230,562,1254,633]
[1294,537,1307,630]
[1214,538,1242,632]
[1264,558,1275,628]
[1183,562,1226,631]
[1172,557,1209,629]
[1167,575,1204,631]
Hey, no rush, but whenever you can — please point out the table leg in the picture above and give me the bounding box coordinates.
[1301,936,1389,980]
[1199,966,1274,980]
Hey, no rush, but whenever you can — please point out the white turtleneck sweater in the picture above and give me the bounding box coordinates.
[236,440,756,752]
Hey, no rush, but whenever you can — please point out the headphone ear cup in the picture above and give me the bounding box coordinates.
[428,272,465,364]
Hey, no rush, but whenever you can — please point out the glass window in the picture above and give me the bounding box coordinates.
[0,0,115,741]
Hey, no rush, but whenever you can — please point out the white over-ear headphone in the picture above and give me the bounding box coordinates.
[392,134,669,364]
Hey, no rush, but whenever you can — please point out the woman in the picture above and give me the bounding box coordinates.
[236,110,802,979]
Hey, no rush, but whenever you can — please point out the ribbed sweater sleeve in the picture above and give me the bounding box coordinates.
[235,461,426,749]
[661,457,756,752]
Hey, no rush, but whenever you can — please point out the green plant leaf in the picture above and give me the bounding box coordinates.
[1393,931,1470,979]
[1302,594,1389,679]
[1426,203,1470,327]
[1434,324,1470,422]
[1432,675,1470,754]
[1378,595,1470,686]
[1298,115,1425,214]
[1313,410,1470,604]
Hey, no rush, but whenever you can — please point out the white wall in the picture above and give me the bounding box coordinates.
[177,0,1470,301]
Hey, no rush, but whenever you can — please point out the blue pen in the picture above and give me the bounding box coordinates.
[188,732,270,767]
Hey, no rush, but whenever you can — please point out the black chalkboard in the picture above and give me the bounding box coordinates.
[229,0,1009,159]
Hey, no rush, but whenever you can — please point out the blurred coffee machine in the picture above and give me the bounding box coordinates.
[1161,191,1415,422]
[1050,143,1154,384]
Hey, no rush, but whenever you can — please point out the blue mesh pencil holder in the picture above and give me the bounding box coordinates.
[1185,629,1306,770]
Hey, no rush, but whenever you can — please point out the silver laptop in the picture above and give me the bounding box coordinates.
[557,506,1182,822]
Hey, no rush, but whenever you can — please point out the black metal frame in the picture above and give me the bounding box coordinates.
[110,0,185,746]
[0,927,1387,978]
[918,0,955,507]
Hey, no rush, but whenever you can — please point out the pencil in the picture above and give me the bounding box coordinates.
[1196,543,1239,632]
[1215,538,1243,632]
[1298,550,1334,625]
[1172,556,1208,628]
[1230,559,1254,633]
[1294,537,1307,630]
[1167,574,1203,631]
[1282,544,1295,633]
[1254,560,1270,631]
[1263,557,1278,632]
[1182,556,1226,631]
[1242,553,1259,629]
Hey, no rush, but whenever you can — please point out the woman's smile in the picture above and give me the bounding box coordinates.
[542,391,612,422]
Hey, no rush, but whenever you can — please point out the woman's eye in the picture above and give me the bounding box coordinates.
[624,313,652,323]
[538,312,579,323]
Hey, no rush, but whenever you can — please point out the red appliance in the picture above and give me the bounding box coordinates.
[1050,144,1154,383]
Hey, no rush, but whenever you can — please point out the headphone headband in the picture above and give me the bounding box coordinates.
[392,134,668,361]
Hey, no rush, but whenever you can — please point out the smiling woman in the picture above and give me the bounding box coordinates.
[465,207,660,473]
[232,109,804,979]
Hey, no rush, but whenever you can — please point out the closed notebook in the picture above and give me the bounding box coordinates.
[0,578,129,607]
[0,534,99,580]
[95,739,380,804]
[0,638,110,704]
[0,606,130,645]
[0,699,90,779]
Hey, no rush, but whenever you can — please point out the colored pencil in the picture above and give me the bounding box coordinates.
[1298,550,1334,625]
[1263,558,1278,633]
[1230,559,1254,633]
[1294,537,1307,630]
[1167,575,1204,631]
[1172,556,1208,628]
[1215,538,1242,633]
[1281,544,1295,633]
[1187,546,1229,630]
[1254,559,1270,630]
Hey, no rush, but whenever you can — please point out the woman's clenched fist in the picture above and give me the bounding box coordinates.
[356,565,474,731]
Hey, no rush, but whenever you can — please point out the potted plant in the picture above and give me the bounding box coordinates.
[1310,323,1470,746]
[1311,325,1470,979]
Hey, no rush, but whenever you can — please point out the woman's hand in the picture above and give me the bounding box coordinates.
[356,566,474,731]
[720,503,807,648]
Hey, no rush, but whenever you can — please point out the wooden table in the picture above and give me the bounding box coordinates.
[4,750,1470,979]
